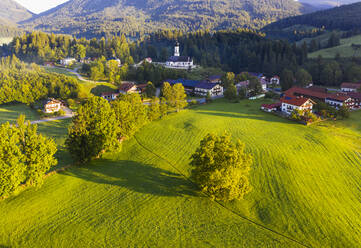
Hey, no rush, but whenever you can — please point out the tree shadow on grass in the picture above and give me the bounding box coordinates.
[90,85,116,96]
[62,159,198,197]
[195,111,295,125]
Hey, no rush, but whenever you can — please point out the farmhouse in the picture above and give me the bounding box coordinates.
[60,57,76,66]
[101,92,120,101]
[119,82,139,94]
[167,79,199,94]
[194,82,223,97]
[346,92,361,108]
[280,96,315,115]
[341,82,361,92]
[44,98,61,113]
[261,103,281,112]
[325,94,354,109]
[284,87,328,102]
[165,42,195,69]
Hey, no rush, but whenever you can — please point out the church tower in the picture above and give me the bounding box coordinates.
[174,41,180,57]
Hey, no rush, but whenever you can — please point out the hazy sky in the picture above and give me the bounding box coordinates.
[14,0,69,14]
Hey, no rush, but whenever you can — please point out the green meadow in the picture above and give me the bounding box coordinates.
[309,34,361,59]
[0,100,361,247]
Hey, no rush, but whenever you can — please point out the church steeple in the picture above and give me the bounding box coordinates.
[174,41,180,57]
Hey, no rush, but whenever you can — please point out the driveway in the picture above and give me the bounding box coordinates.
[31,107,74,124]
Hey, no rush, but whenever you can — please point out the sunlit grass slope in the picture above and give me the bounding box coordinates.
[0,104,39,124]
[0,99,360,247]
[309,34,361,58]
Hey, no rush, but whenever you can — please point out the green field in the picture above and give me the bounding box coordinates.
[0,104,39,124]
[0,100,361,247]
[309,34,361,59]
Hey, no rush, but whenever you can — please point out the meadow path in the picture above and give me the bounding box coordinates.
[31,107,74,124]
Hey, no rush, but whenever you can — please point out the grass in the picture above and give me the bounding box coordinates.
[309,34,361,59]
[0,99,361,247]
[0,104,39,124]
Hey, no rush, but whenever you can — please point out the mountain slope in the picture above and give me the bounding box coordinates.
[21,0,315,38]
[0,0,33,24]
[264,2,361,32]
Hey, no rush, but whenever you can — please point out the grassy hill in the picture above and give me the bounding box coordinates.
[309,34,361,58]
[0,99,360,247]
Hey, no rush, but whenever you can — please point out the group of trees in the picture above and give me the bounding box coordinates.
[222,72,263,101]
[135,30,307,75]
[0,116,57,198]
[281,58,361,90]
[0,56,80,104]
[1,32,134,65]
[66,84,187,164]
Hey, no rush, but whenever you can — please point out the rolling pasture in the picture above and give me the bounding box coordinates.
[0,100,360,247]
[309,34,361,58]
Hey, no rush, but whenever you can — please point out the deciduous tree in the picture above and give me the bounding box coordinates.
[190,133,253,201]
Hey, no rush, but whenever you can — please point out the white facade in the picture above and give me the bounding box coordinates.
[60,58,76,66]
[194,85,223,97]
[281,100,314,115]
[341,87,358,92]
[325,97,353,109]
[44,100,61,113]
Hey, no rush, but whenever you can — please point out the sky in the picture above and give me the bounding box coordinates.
[14,0,69,14]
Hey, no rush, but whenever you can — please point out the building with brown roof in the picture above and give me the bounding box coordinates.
[280,96,315,115]
[341,82,361,92]
[119,82,139,94]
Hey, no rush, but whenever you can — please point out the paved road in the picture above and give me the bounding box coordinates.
[65,68,105,83]
[31,107,74,124]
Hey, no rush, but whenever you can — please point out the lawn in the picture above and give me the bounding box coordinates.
[309,34,361,59]
[0,104,39,124]
[0,100,360,247]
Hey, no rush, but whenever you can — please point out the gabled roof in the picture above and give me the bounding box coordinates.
[167,56,192,62]
[167,79,199,88]
[262,103,281,109]
[44,98,61,105]
[326,94,351,102]
[341,82,361,89]
[119,82,136,92]
[281,96,314,107]
[284,87,328,100]
[346,92,361,101]
[195,82,220,90]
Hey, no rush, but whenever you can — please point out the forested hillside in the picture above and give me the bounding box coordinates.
[0,0,33,24]
[20,0,314,38]
[264,2,361,40]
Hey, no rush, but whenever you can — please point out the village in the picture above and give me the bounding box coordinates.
[41,42,361,126]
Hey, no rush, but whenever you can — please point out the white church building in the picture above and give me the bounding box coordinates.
[165,42,196,70]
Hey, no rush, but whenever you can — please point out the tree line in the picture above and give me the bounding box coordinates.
[0,56,80,105]
[66,84,187,164]
[0,116,57,198]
